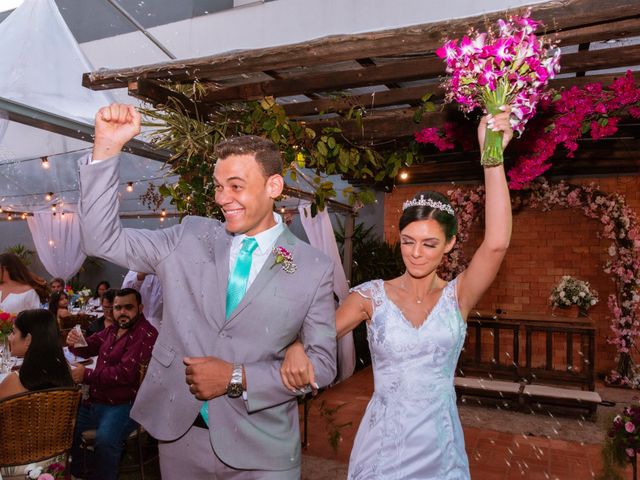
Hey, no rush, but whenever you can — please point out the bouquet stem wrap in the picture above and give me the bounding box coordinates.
[481,80,509,166]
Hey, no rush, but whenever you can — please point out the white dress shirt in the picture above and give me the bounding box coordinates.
[228,213,285,289]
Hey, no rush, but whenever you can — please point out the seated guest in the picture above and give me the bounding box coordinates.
[48,290,71,329]
[86,288,117,336]
[122,271,163,329]
[0,309,74,400]
[67,288,158,480]
[50,277,65,294]
[87,280,110,310]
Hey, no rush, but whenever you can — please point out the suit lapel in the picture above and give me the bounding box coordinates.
[224,227,297,325]
[209,229,232,329]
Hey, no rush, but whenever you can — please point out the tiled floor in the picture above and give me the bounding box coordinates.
[300,367,619,479]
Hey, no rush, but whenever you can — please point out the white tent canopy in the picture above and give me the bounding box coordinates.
[0,0,173,216]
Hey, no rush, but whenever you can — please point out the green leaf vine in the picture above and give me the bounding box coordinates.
[139,81,432,217]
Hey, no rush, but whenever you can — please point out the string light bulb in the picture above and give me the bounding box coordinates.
[41,157,50,169]
[7,214,12,221]
[126,182,134,192]
[399,171,409,181]
[48,240,54,246]
[21,213,27,219]
[161,209,167,217]
[51,204,57,212]
[45,192,53,201]
[60,211,65,218]
[280,207,286,213]
[0,207,3,213]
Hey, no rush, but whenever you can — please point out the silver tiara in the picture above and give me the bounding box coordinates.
[402,195,455,216]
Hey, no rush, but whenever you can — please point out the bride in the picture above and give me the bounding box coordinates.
[281,109,513,479]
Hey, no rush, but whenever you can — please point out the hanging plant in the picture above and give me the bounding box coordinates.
[415,71,640,189]
[139,82,430,216]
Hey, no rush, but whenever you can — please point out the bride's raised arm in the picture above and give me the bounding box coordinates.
[456,108,513,318]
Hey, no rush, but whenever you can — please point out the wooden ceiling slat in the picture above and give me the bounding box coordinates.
[83,0,640,91]
[198,57,441,103]
[283,71,640,118]
[299,70,640,143]
[192,42,640,106]
[302,109,450,143]
[282,84,444,117]
[403,158,640,184]
[554,17,640,45]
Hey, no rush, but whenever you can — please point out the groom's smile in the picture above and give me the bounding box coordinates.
[213,153,283,236]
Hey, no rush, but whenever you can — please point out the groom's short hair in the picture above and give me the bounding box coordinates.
[215,135,283,178]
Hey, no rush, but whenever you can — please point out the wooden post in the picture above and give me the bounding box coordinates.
[342,213,355,285]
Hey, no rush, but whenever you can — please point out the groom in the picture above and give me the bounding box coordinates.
[78,103,337,478]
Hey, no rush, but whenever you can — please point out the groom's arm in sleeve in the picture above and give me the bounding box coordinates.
[243,261,337,413]
[79,156,183,272]
[78,104,183,272]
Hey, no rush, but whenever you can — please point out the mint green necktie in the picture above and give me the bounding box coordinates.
[200,237,259,426]
[225,237,259,319]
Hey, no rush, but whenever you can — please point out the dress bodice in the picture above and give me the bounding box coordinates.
[354,278,466,400]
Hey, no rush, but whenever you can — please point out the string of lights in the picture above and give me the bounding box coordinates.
[0,147,93,168]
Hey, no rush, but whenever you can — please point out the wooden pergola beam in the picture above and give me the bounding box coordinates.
[300,69,640,143]
[283,70,640,119]
[399,136,640,184]
[157,42,640,108]
[83,0,640,91]
[303,109,451,143]
[282,84,444,118]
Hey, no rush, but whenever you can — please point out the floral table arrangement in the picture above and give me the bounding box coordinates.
[24,462,66,480]
[435,9,560,166]
[0,310,16,364]
[549,275,598,317]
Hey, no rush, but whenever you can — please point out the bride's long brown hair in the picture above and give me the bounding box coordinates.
[0,253,49,303]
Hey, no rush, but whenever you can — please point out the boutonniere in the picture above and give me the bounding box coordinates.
[271,246,297,274]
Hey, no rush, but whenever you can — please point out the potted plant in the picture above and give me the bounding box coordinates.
[549,275,598,317]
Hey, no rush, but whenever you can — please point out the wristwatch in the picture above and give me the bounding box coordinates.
[226,363,244,398]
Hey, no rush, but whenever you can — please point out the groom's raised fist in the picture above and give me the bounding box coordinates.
[93,103,141,161]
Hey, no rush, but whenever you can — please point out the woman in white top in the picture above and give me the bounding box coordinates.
[0,253,47,315]
[87,280,110,310]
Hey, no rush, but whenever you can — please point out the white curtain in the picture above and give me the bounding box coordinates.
[0,110,8,144]
[298,203,355,382]
[27,208,86,281]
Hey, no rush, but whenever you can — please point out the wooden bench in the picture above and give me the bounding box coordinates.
[454,376,602,419]
[459,312,596,391]
[522,384,601,418]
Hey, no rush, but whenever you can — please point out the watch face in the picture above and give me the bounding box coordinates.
[227,383,243,398]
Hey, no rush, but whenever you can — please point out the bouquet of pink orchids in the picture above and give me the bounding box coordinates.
[436,10,561,166]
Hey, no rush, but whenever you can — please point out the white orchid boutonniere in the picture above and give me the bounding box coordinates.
[271,246,297,274]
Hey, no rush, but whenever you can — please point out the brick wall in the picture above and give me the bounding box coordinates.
[383,175,640,376]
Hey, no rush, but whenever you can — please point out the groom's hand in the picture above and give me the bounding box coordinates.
[184,356,234,400]
[93,103,141,161]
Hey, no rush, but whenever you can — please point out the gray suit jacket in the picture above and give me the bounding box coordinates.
[78,155,337,471]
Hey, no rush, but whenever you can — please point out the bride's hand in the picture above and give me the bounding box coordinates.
[280,340,316,393]
[478,105,514,151]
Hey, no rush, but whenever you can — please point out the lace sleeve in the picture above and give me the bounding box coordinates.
[350,280,385,309]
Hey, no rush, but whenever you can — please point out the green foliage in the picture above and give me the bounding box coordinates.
[598,430,630,480]
[140,84,435,217]
[3,244,35,266]
[316,400,352,454]
[334,220,404,285]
